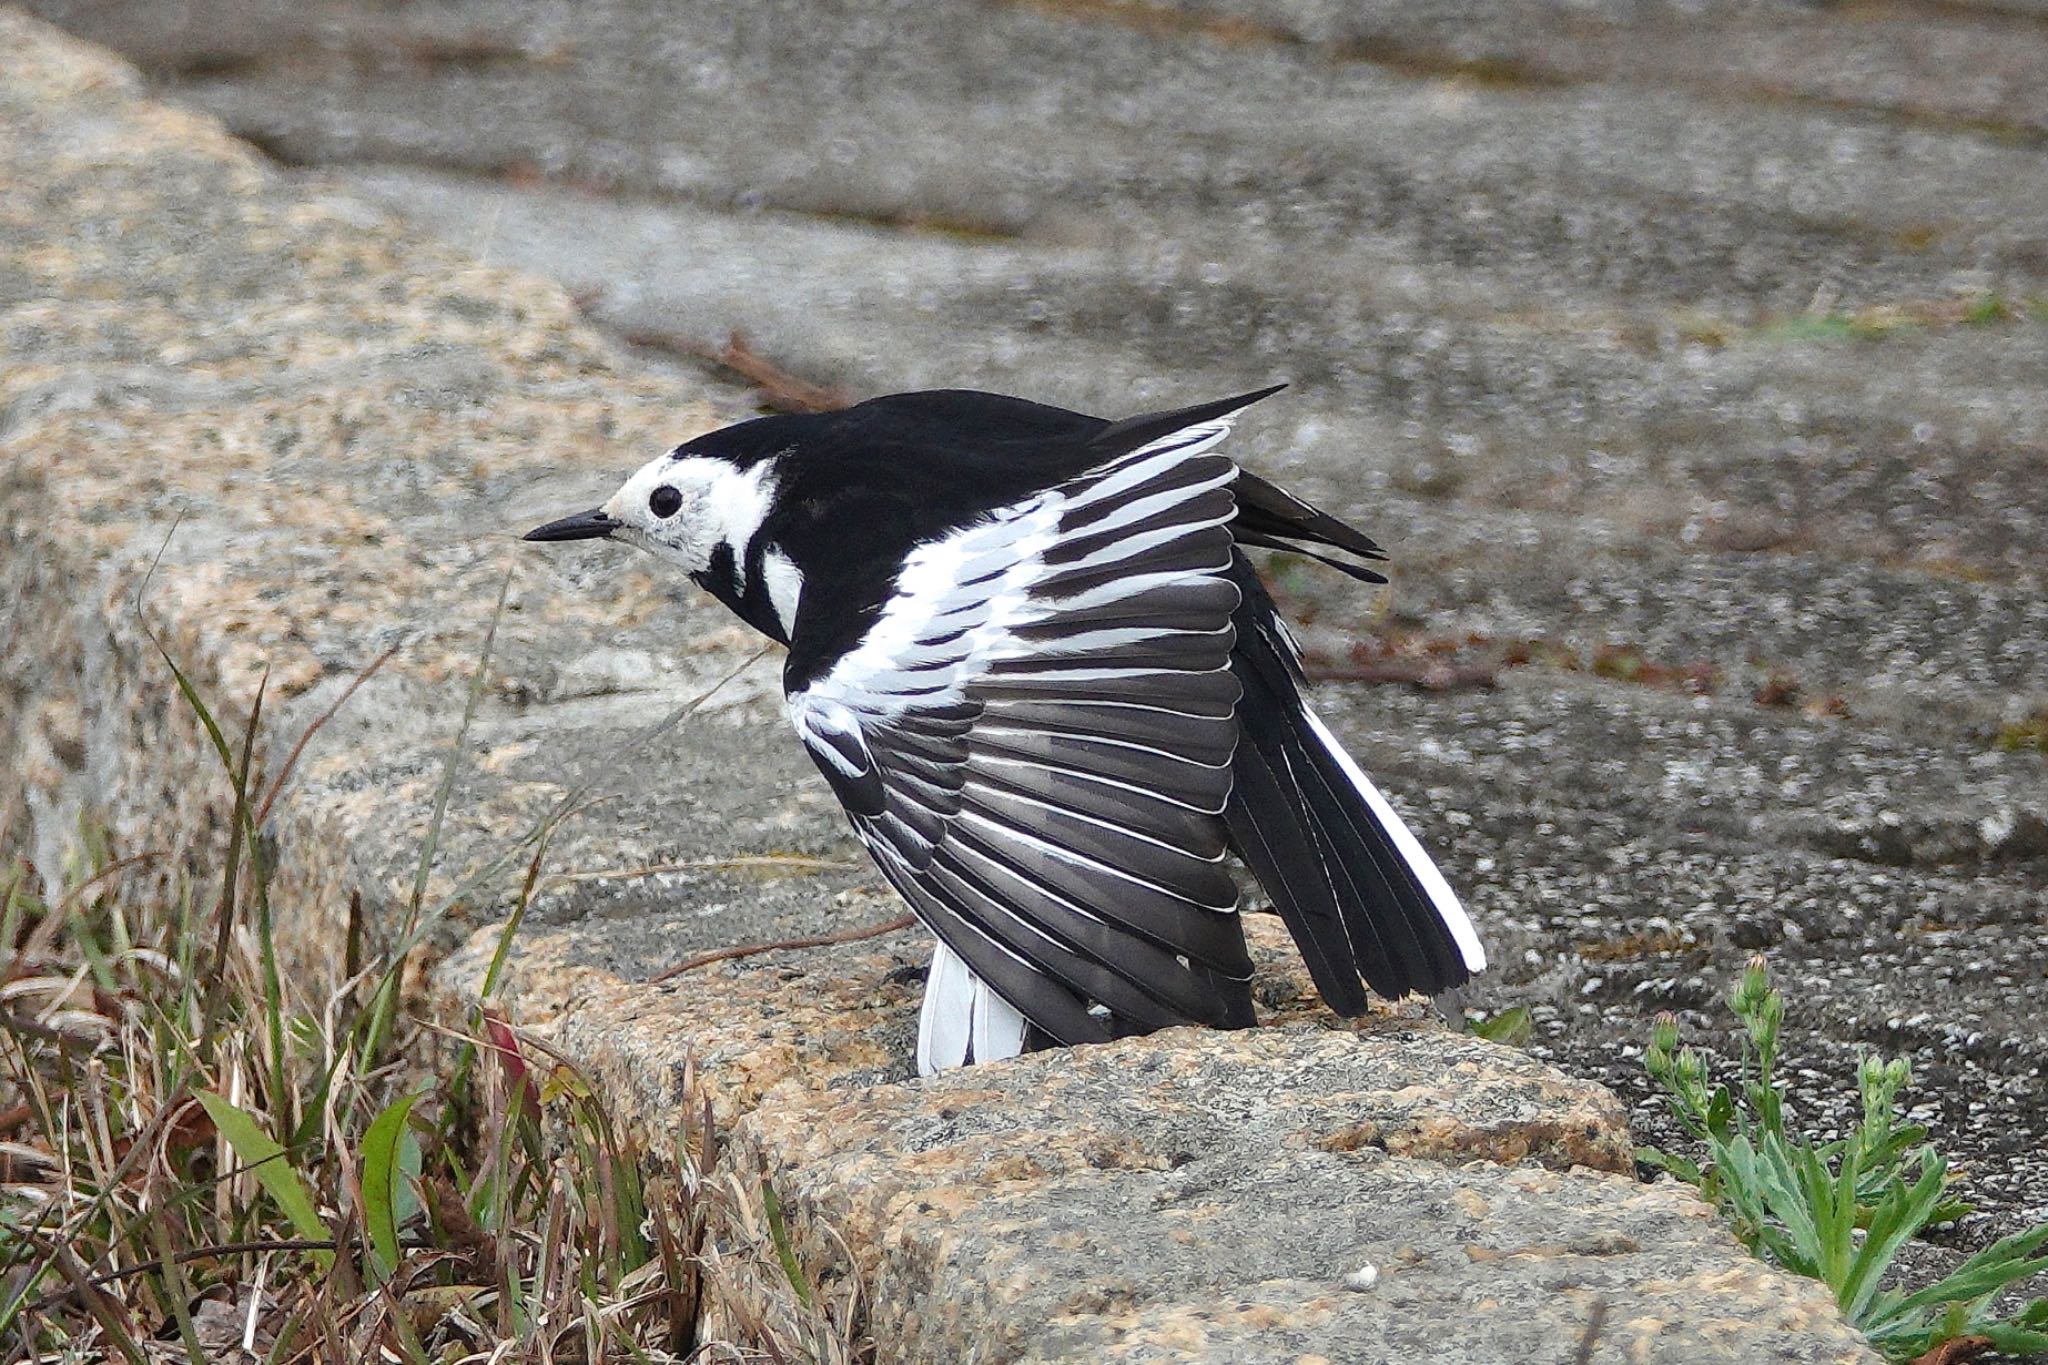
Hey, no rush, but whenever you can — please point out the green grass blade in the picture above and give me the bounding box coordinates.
[150,641,249,1030]
[409,569,512,922]
[195,1092,331,1259]
[141,1199,209,1365]
[235,670,292,1124]
[362,567,513,1065]
[1980,1323,2048,1355]
[759,1177,813,1312]
[1887,1222,2048,1319]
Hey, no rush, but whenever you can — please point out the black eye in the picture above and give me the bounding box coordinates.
[649,485,683,518]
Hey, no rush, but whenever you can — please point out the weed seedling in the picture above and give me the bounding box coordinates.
[1641,957,2048,1360]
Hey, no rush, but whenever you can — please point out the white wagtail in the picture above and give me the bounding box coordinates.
[526,386,1485,1074]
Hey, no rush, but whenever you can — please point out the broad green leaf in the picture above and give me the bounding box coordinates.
[1841,1150,1945,1320]
[1636,1146,1703,1186]
[1705,1086,1736,1139]
[196,1091,330,1259]
[1753,1134,1822,1270]
[361,1092,422,1280]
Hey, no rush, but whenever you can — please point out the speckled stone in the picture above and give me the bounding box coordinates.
[439,910,1877,1363]
[26,6,2047,1225]
[710,1028,1876,1364]
[434,912,1619,1159]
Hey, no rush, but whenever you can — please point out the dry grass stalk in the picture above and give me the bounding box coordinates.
[1,625,866,1362]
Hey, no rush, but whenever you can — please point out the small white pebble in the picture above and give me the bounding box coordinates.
[1343,1263,1379,1291]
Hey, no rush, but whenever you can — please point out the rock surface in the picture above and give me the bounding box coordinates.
[4,3,2044,1359]
[717,1030,1866,1364]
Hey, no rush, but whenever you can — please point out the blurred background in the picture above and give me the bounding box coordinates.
[21,0,2045,1254]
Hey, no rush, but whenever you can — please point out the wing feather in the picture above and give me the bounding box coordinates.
[874,840,1114,1046]
[969,741,1228,814]
[925,852,1203,1026]
[969,973,1029,1066]
[788,415,1257,1054]
[977,701,1237,765]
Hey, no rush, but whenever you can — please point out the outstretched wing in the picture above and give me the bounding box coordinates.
[787,414,1257,1054]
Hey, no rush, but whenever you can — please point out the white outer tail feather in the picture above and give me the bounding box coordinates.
[1299,704,1487,973]
[917,941,1030,1075]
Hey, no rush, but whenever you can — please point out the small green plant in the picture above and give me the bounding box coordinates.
[1466,1005,1533,1046]
[1961,293,2014,326]
[1640,957,2048,1360]
[1759,312,1901,343]
[1991,707,2048,756]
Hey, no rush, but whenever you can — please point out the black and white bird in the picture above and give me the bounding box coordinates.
[525,386,1484,1074]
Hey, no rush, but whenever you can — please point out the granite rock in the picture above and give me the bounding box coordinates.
[710,1027,1871,1364]
[0,9,725,990]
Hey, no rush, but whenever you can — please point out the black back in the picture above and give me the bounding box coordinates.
[675,389,1282,691]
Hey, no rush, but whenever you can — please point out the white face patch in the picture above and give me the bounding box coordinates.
[602,452,779,577]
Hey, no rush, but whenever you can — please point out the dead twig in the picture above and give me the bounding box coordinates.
[618,328,852,414]
[23,1239,346,1316]
[0,1012,88,1049]
[1907,1338,1995,1365]
[1572,1298,1607,1365]
[1304,660,1500,690]
[25,1234,147,1365]
[650,913,917,983]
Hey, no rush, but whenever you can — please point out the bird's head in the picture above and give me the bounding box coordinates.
[522,446,779,576]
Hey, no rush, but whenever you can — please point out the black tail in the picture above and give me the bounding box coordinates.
[1222,552,1483,1007]
[1231,469,1389,584]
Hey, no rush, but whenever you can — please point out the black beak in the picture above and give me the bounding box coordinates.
[523,508,621,542]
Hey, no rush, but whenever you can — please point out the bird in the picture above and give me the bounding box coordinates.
[524,385,1485,1074]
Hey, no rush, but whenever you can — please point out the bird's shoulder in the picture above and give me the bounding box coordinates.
[763,392,1115,688]
[761,385,1274,692]
[771,391,1109,513]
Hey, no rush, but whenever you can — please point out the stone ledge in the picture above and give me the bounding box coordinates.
[0,14,1883,1362]
[435,914,1632,1172]
[718,1053,1869,1364]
